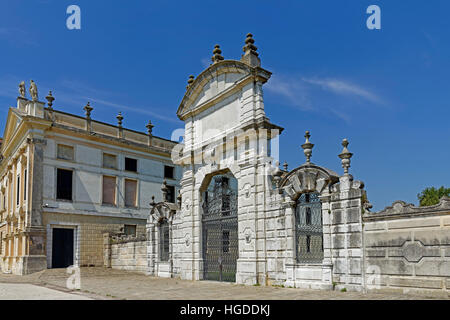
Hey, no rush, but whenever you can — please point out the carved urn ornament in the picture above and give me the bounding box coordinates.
[45,91,55,109]
[301,131,314,164]
[83,102,93,119]
[338,138,353,174]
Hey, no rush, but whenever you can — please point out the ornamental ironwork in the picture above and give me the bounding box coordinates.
[159,219,170,262]
[295,192,324,263]
[202,174,238,282]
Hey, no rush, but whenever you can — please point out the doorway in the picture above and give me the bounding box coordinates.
[51,228,74,268]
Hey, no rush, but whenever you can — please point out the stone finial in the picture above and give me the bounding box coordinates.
[211,45,224,64]
[116,112,123,127]
[161,179,169,202]
[19,81,26,98]
[45,91,55,109]
[241,33,261,67]
[83,102,93,118]
[150,196,156,208]
[301,131,314,164]
[146,120,154,135]
[283,161,288,171]
[186,75,195,89]
[177,190,182,207]
[338,138,353,174]
[29,80,38,101]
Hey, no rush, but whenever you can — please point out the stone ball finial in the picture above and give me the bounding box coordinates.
[243,33,258,54]
[211,44,224,64]
[301,131,314,164]
[83,101,93,118]
[338,138,353,174]
[116,112,124,127]
[186,75,195,89]
[45,91,55,109]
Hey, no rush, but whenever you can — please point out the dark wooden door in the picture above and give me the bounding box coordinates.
[52,228,74,268]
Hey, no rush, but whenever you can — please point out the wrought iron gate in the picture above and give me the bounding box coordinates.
[295,192,324,263]
[202,175,238,282]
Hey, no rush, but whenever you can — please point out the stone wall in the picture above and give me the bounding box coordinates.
[103,233,148,273]
[363,197,450,296]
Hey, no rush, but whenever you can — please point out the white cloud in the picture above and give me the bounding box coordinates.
[301,77,384,104]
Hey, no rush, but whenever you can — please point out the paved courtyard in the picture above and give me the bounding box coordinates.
[0,267,447,300]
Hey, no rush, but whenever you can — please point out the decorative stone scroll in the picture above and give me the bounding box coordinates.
[279,163,339,200]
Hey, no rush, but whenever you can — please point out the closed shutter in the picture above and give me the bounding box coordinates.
[124,179,137,207]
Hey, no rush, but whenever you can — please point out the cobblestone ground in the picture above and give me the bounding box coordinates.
[0,267,447,300]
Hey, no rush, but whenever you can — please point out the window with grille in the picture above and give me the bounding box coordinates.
[124,224,136,236]
[295,192,323,263]
[159,219,170,262]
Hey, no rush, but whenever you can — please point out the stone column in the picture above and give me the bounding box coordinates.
[21,137,47,274]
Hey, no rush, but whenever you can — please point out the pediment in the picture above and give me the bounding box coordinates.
[1,109,23,153]
[177,60,271,120]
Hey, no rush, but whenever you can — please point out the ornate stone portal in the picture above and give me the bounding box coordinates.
[145,34,370,291]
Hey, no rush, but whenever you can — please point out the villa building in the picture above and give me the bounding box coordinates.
[0,90,180,275]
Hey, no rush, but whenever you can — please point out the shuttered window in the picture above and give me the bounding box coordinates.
[124,179,137,207]
[102,176,116,205]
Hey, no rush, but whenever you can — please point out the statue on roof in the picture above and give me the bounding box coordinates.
[29,80,38,101]
[19,81,26,98]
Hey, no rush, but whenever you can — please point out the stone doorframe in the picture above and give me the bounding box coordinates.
[46,222,80,268]
[279,163,339,289]
[148,202,178,277]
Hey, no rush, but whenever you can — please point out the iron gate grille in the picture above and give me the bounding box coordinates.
[159,219,170,262]
[202,175,238,282]
[295,192,324,263]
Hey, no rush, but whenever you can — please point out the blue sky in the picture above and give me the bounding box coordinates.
[0,0,449,211]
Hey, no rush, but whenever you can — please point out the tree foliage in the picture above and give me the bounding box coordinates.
[417,186,450,207]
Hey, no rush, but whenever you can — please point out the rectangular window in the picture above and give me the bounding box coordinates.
[124,224,136,236]
[103,153,117,169]
[16,175,20,206]
[57,144,74,161]
[124,179,137,207]
[125,157,137,172]
[57,169,73,200]
[102,176,116,205]
[23,169,27,201]
[164,166,174,179]
[166,185,175,203]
